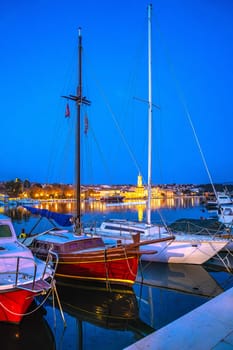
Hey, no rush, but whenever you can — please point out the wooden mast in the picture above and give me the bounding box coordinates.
[63,27,91,234]
[146,4,152,225]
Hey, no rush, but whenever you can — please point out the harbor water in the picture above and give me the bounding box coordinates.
[2,197,233,350]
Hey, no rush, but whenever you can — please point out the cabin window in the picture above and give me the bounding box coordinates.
[66,243,79,251]
[0,225,12,238]
[224,209,233,215]
[70,238,104,251]
[104,224,144,234]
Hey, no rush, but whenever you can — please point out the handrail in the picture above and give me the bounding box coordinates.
[0,252,57,289]
[43,250,59,278]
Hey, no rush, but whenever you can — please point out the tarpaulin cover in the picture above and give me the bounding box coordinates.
[23,206,73,227]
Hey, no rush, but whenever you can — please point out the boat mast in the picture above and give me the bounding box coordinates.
[146,4,152,225]
[63,28,91,234]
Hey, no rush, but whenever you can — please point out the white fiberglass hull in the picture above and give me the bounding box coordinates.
[85,218,229,265]
[139,237,228,264]
[87,229,228,265]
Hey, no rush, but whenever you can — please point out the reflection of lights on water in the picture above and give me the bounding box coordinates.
[166,198,175,208]
[138,207,143,222]
[15,331,20,339]
[14,196,202,217]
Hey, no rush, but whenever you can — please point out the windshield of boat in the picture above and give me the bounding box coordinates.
[0,224,12,238]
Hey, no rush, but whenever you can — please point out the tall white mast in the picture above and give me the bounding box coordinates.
[147,3,152,225]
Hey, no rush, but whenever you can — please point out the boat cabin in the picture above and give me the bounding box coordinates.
[99,219,167,235]
[32,231,105,254]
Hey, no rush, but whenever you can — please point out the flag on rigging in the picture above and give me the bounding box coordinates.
[65,103,70,118]
[84,114,89,134]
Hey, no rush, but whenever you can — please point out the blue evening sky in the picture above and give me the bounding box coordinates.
[1,0,233,186]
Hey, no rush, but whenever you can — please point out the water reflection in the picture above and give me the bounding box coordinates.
[134,263,233,331]
[52,282,154,349]
[137,262,223,297]
[5,206,31,223]
[47,264,231,349]
[5,196,203,224]
[55,282,139,330]
[32,196,201,213]
[0,303,55,350]
[3,197,208,238]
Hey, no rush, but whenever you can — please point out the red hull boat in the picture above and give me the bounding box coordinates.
[31,231,156,286]
[0,289,38,324]
[0,215,55,324]
[56,253,138,285]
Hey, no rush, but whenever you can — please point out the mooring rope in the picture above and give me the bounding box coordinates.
[103,248,111,291]
[0,280,66,328]
[209,249,233,273]
[123,246,138,278]
[0,284,53,318]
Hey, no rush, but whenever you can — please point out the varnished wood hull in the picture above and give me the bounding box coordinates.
[36,247,139,286]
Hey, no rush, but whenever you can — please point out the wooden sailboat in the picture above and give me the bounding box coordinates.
[84,4,229,264]
[25,27,163,287]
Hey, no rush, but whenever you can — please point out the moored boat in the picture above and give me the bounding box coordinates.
[30,224,154,286]
[22,206,168,286]
[100,195,125,203]
[84,218,229,264]
[0,214,56,324]
[20,27,166,288]
[205,191,233,209]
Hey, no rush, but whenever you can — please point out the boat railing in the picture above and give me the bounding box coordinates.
[0,252,57,289]
[42,249,58,280]
[168,219,230,238]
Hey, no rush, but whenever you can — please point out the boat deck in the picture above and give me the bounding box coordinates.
[124,286,233,350]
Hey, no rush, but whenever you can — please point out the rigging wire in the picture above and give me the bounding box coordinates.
[153,13,218,199]
[82,52,143,180]
[45,39,77,185]
[83,116,113,183]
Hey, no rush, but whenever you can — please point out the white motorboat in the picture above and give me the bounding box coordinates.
[0,214,56,324]
[206,191,233,209]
